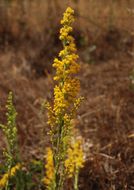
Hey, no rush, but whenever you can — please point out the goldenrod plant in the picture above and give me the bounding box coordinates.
[45,7,84,190]
[0,92,24,190]
[1,92,18,164]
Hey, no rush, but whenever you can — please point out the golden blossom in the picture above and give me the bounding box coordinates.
[0,163,21,188]
[44,148,54,186]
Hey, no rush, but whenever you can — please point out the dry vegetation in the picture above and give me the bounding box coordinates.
[0,0,134,190]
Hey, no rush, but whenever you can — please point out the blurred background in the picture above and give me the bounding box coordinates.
[0,0,133,73]
[0,1,134,189]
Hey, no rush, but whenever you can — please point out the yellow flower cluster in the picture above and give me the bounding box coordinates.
[47,7,81,126]
[44,148,54,187]
[60,7,75,40]
[53,54,80,81]
[0,163,21,188]
[60,7,74,24]
[65,140,84,178]
[53,78,80,117]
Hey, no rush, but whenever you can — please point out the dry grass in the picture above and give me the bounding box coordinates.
[0,0,133,43]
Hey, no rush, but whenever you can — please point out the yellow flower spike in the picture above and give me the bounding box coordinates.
[0,174,8,189]
[10,163,21,176]
[44,148,54,187]
[46,7,83,189]
[0,163,21,189]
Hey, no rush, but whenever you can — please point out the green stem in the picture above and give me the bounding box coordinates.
[53,117,64,190]
[74,168,79,190]
[5,162,12,190]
